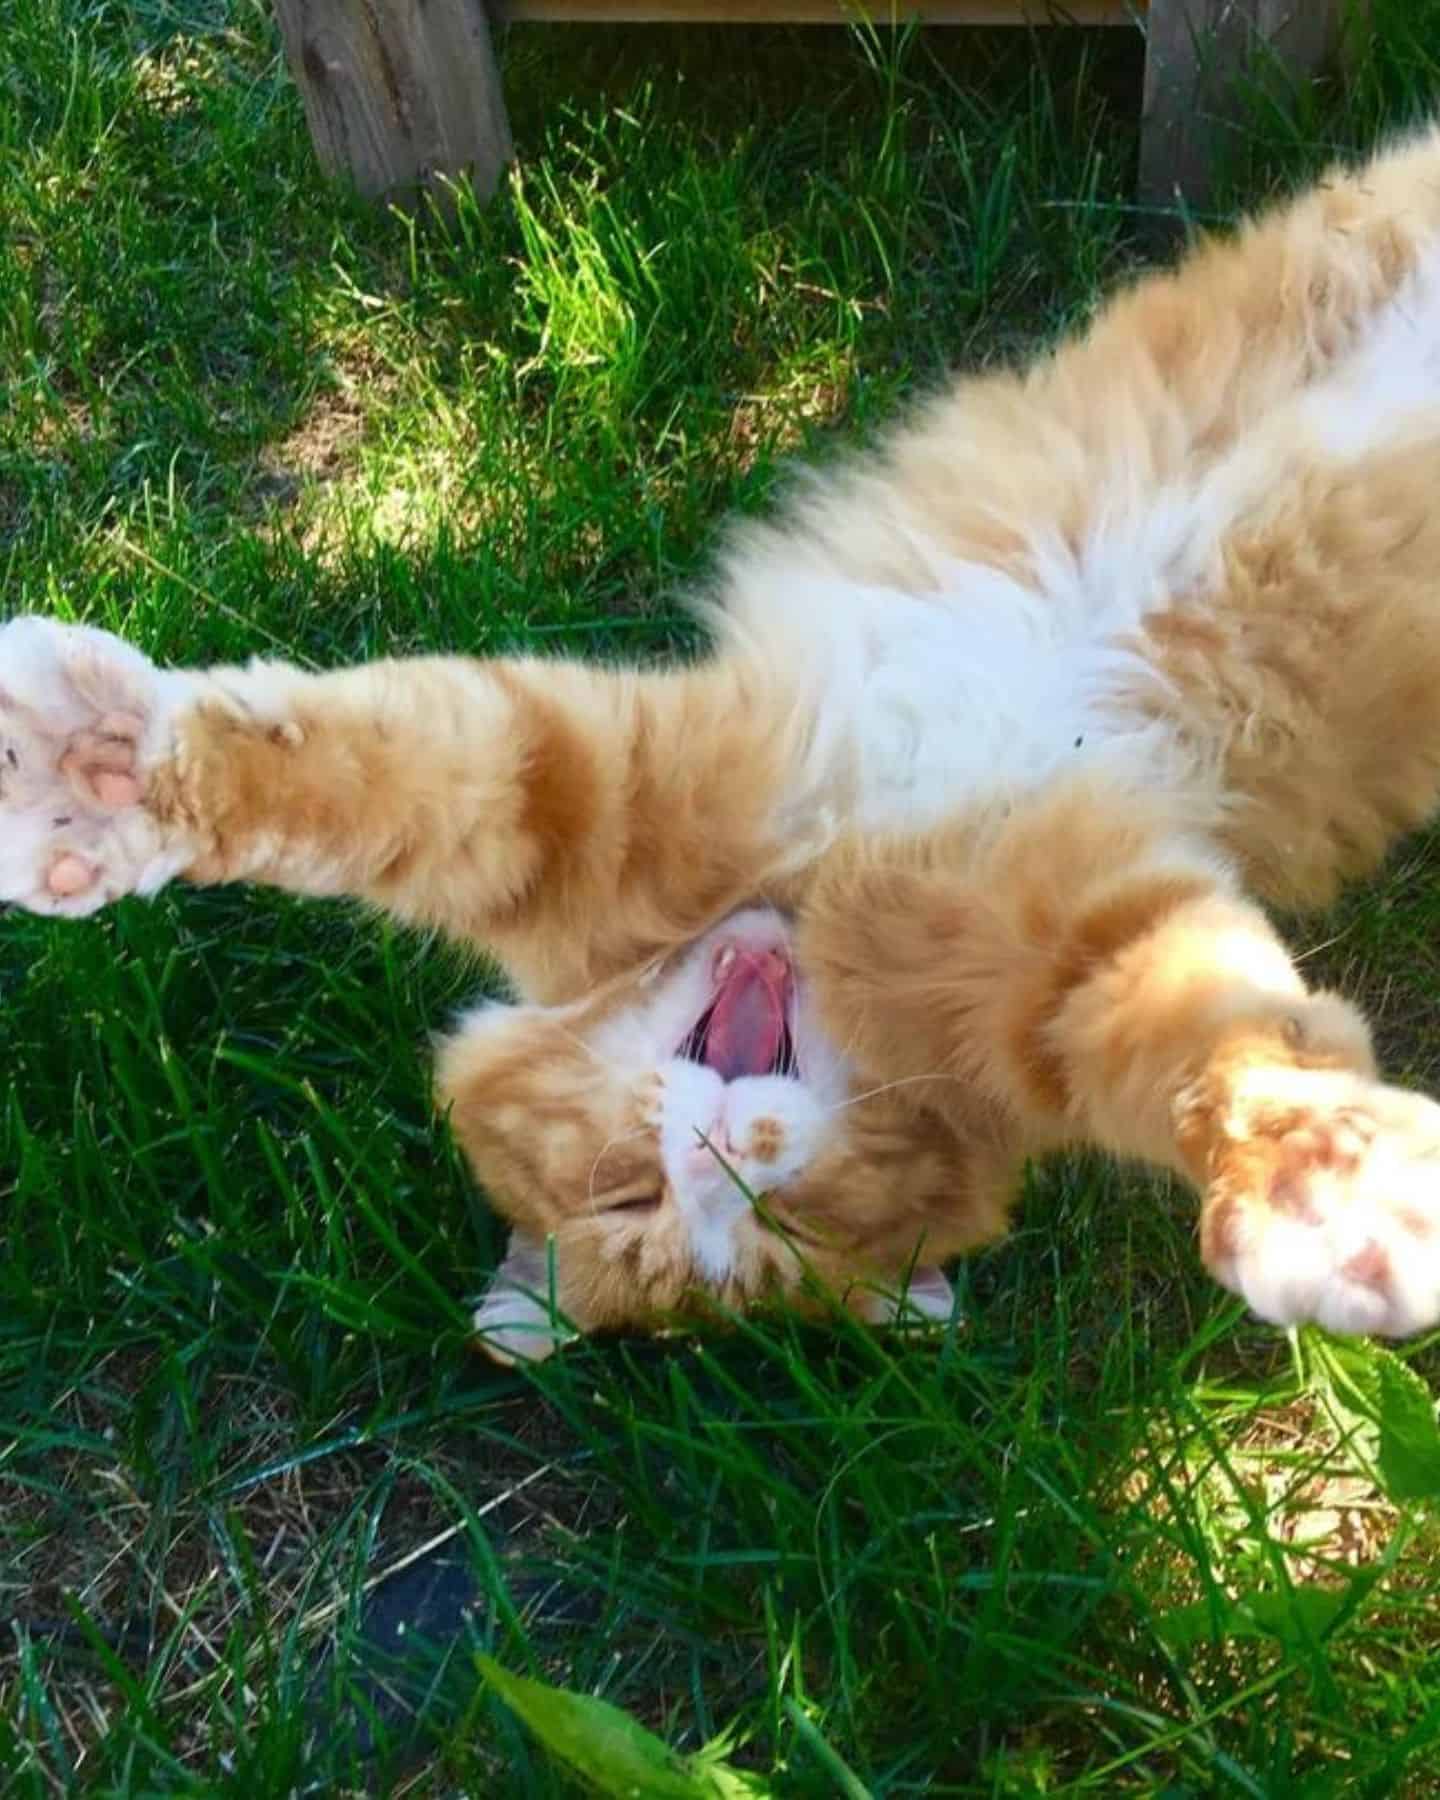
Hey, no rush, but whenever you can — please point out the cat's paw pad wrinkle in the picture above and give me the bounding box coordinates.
[0,617,189,917]
[1202,1066,1440,1337]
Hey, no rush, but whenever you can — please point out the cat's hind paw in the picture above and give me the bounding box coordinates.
[1201,1066,1440,1338]
[0,617,191,917]
[853,1265,957,1331]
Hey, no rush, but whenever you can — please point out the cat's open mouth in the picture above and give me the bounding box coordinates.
[678,941,799,1082]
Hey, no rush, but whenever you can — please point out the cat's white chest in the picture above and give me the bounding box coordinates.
[803,571,1145,836]
[852,587,1080,828]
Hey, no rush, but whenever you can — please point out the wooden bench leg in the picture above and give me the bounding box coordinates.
[273,0,513,211]
[1140,0,1350,210]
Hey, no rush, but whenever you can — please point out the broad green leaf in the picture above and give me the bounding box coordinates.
[1156,1583,1350,1654]
[1302,1330,1440,1503]
[697,1766,774,1799]
[477,1654,771,1799]
[688,1721,776,1798]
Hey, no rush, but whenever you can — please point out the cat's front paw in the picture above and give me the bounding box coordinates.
[1201,1066,1440,1337]
[0,617,191,917]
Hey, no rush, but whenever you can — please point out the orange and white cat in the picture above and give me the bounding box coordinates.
[10,128,1440,1360]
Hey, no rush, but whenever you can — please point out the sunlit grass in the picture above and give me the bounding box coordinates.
[6,2,1440,1792]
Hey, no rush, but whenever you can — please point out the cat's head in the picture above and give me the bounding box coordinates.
[439,907,994,1361]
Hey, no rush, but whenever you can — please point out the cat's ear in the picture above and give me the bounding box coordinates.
[857,1265,957,1329]
[472,1231,578,1365]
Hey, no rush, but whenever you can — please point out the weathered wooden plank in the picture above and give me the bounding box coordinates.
[271,0,1351,221]
[1139,0,1348,208]
[500,0,1136,20]
[273,0,512,208]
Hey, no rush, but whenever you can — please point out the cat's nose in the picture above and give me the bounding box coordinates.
[689,1113,734,1165]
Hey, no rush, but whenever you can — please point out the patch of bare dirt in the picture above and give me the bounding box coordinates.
[253,388,369,514]
[725,371,850,476]
[1,1351,589,1779]
[1115,1394,1400,1607]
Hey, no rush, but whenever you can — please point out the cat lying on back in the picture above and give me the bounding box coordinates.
[10,127,1440,1361]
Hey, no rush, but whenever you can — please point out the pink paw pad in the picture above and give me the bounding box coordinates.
[47,853,99,898]
[0,616,183,918]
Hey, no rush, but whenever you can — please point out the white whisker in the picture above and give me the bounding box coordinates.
[586,1124,655,1211]
[546,1019,612,1071]
[826,1072,967,1114]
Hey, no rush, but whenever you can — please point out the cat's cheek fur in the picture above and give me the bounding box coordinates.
[722,1076,831,1188]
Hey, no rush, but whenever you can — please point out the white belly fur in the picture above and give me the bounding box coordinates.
[731,239,1440,844]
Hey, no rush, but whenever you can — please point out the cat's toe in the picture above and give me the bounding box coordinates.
[1202,1069,1440,1337]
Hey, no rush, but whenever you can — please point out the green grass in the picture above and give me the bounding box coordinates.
[7,2,1440,1792]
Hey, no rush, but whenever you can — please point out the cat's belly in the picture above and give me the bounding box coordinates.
[848,587,1128,831]
[753,446,1278,839]
[789,571,1170,839]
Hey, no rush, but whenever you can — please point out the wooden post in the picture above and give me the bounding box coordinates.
[272,0,512,210]
[1140,0,1349,210]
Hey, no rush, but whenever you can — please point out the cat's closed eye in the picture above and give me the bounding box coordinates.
[602,1190,664,1216]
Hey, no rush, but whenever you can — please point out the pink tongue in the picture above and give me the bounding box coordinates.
[703,953,788,1081]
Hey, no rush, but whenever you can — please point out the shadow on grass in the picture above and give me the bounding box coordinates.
[4,14,1144,667]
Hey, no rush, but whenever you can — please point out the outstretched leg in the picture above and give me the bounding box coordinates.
[799,779,1440,1338]
[0,617,796,1001]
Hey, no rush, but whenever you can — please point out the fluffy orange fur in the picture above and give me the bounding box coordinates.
[11,126,1440,1351]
